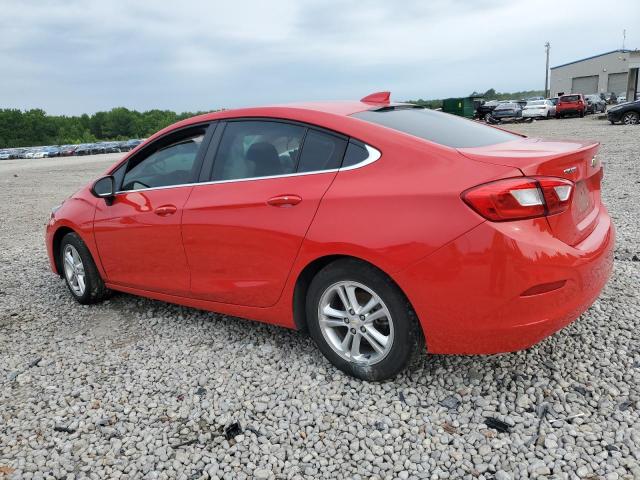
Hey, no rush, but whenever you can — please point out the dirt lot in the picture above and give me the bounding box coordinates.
[0,117,639,479]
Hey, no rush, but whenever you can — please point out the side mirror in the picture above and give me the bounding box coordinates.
[91,175,115,205]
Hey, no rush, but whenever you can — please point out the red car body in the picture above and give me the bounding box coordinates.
[46,93,614,355]
[556,93,587,117]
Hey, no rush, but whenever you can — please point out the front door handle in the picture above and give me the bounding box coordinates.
[154,204,177,216]
[267,194,302,207]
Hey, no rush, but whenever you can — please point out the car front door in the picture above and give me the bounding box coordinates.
[93,124,212,296]
[182,119,347,307]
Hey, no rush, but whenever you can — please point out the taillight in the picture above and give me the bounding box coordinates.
[462,176,574,221]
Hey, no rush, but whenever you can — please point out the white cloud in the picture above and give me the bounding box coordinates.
[1,0,638,114]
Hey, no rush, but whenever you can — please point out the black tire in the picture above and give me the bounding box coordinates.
[579,110,585,118]
[306,259,423,381]
[59,232,110,304]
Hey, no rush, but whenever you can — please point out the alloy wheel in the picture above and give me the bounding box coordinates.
[623,112,639,125]
[317,281,394,365]
[63,244,86,296]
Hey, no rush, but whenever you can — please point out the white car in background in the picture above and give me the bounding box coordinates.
[617,94,627,104]
[522,99,556,119]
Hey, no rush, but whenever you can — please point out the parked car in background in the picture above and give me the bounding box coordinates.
[75,144,93,156]
[59,145,78,156]
[475,100,499,121]
[45,147,61,157]
[0,150,11,160]
[522,99,556,119]
[585,95,606,114]
[617,94,627,104]
[526,96,545,101]
[556,94,586,118]
[488,102,524,123]
[607,99,640,124]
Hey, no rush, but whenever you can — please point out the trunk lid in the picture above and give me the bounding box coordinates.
[458,137,602,246]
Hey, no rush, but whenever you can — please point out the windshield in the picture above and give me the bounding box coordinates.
[560,95,580,102]
[528,101,545,106]
[351,107,519,148]
[495,103,516,110]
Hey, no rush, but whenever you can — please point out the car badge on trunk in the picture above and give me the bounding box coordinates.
[563,166,577,175]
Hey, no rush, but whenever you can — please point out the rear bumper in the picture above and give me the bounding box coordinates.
[395,209,614,354]
[522,110,546,118]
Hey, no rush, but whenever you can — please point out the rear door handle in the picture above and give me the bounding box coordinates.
[154,204,177,216]
[266,194,302,207]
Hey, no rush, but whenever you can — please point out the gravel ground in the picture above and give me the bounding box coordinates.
[0,117,639,480]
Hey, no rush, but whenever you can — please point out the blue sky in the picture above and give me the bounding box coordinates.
[1,0,638,114]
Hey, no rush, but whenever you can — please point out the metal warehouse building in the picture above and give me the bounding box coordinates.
[549,49,637,98]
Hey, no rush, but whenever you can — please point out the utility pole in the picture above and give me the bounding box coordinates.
[622,29,626,50]
[544,42,550,98]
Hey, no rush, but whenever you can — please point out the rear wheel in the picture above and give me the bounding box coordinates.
[59,232,110,304]
[622,111,639,125]
[579,110,585,118]
[306,259,422,381]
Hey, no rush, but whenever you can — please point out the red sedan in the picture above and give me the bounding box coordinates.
[46,92,614,380]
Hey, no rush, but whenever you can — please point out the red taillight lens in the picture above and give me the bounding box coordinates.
[462,176,574,221]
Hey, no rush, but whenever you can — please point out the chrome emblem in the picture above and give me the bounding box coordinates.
[591,156,599,168]
[563,166,577,175]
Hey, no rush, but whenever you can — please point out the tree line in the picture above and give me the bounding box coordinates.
[0,107,212,149]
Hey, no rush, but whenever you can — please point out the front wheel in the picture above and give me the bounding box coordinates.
[306,259,422,381]
[622,111,639,125]
[59,232,110,304]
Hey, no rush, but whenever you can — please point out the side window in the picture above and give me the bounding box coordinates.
[213,121,305,181]
[121,129,206,191]
[297,130,347,173]
[341,140,370,168]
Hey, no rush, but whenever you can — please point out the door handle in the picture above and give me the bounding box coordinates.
[154,204,177,216]
[267,194,302,207]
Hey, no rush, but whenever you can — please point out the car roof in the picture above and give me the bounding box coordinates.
[145,92,415,143]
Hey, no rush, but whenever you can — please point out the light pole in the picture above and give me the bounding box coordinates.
[544,42,550,98]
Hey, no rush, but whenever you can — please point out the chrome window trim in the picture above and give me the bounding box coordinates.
[114,144,381,195]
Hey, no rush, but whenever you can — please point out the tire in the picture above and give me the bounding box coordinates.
[484,113,492,122]
[579,110,585,118]
[59,232,110,304]
[306,259,423,381]
[622,111,639,125]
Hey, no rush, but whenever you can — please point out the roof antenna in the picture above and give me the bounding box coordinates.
[361,91,391,104]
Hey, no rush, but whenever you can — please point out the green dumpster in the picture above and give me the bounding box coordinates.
[442,97,476,118]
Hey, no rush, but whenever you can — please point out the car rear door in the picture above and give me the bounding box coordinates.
[181,119,347,307]
[93,123,214,296]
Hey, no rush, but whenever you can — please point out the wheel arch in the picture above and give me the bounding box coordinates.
[292,254,416,333]
[52,226,76,276]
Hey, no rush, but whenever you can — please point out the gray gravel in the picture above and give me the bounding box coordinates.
[1,117,639,479]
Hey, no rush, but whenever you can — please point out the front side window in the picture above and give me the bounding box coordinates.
[352,107,519,148]
[213,121,305,181]
[121,129,206,191]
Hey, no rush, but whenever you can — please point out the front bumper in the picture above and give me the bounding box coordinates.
[395,208,614,354]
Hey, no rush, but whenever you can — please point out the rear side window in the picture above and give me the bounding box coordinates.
[213,121,305,181]
[351,108,519,148]
[342,141,370,168]
[297,130,347,173]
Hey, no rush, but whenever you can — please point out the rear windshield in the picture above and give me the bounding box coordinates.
[351,107,519,148]
[528,100,545,106]
[560,95,580,102]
